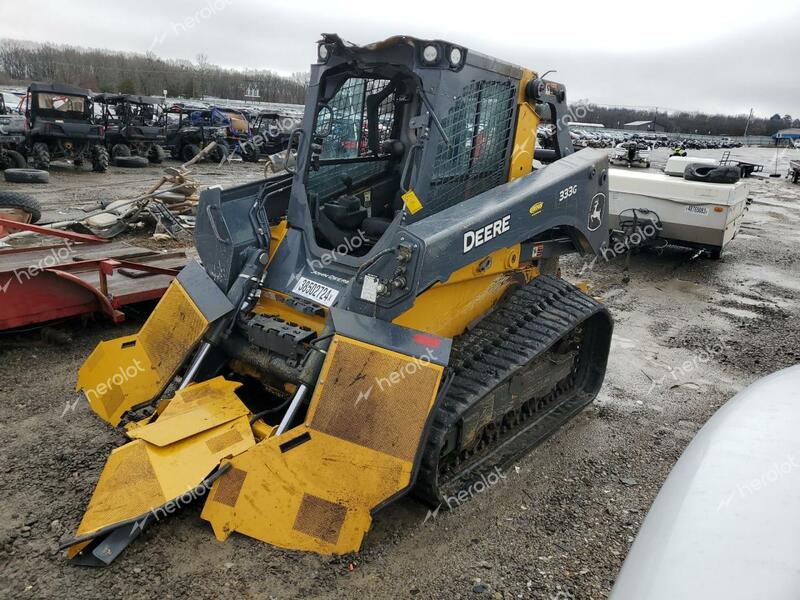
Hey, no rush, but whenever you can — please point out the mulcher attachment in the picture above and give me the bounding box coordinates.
[66,333,446,563]
[75,262,234,426]
[202,335,445,553]
[66,378,255,565]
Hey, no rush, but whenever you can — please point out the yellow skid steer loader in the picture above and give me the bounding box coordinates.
[63,34,613,565]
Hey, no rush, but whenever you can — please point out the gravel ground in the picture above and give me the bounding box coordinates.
[1,147,799,599]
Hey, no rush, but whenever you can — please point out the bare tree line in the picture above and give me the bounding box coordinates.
[0,38,795,136]
[577,104,798,137]
[0,39,308,104]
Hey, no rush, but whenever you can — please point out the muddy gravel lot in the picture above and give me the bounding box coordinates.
[1,148,799,599]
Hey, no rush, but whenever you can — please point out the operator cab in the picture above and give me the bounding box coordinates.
[305,71,417,255]
[297,35,522,262]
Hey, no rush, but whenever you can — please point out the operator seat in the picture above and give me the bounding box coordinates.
[317,139,406,246]
[360,138,406,238]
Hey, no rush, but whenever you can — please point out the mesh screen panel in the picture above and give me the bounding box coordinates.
[307,77,397,200]
[426,80,516,215]
[309,338,440,462]
[212,467,247,508]
[317,78,395,159]
[293,494,347,545]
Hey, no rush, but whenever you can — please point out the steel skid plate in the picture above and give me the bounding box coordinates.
[67,378,255,565]
[76,262,233,426]
[201,335,445,554]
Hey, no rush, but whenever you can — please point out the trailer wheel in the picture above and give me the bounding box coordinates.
[32,143,50,171]
[708,247,722,260]
[181,144,201,162]
[4,168,50,185]
[0,190,42,222]
[92,146,110,172]
[111,143,131,158]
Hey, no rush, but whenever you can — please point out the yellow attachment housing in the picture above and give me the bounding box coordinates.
[201,335,444,554]
[76,280,209,426]
[68,378,255,560]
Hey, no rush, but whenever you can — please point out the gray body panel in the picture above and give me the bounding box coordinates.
[611,364,800,600]
[260,147,608,321]
[196,34,609,334]
[330,308,451,366]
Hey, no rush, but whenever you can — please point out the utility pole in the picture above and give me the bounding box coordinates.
[743,108,754,142]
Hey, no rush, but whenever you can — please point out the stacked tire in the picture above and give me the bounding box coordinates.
[4,168,49,184]
[684,164,740,184]
[0,191,42,223]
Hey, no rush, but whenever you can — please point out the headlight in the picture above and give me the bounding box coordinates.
[318,44,330,62]
[448,47,463,66]
[422,44,439,64]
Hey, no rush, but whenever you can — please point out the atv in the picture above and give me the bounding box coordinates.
[209,106,260,163]
[94,93,167,164]
[162,104,230,162]
[22,83,109,172]
[252,110,301,156]
[0,95,27,170]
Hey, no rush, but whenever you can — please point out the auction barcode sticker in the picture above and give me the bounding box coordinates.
[291,277,339,307]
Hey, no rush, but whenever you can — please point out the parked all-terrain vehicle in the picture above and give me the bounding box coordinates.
[162,104,230,163]
[0,95,27,170]
[212,106,260,162]
[22,83,109,172]
[790,160,800,185]
[252,110,301,156]
[94,93,167,163]
[169,106,259,162]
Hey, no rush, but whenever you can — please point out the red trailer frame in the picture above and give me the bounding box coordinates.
[0,218,186,331]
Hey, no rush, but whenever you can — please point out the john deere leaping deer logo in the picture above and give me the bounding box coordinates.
[587,193,605,232]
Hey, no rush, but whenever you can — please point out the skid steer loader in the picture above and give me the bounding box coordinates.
[64,34,613,565]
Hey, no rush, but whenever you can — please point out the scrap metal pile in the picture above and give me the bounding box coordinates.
[1,141,218,245]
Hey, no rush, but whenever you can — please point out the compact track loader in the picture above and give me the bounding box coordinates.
[65,34,613,565]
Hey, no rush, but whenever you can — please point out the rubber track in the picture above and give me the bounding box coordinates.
[414,275,612,505]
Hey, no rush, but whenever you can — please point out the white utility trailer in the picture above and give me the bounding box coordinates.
[608,168,750,258]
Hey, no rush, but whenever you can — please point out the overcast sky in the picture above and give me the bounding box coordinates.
[2,0,798,117]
